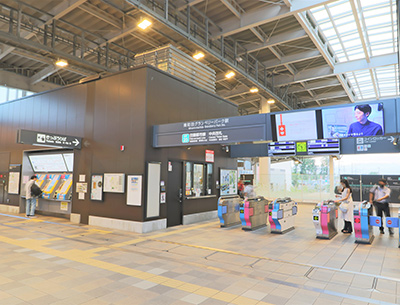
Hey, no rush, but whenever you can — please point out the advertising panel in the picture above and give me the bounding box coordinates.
[273,111,318,142]
[220,169,238,196]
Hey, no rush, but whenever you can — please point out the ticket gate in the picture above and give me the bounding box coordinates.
[218,195,243,227]
[269,197,298,234]
[386,208,400,248]
[354,201,381,244]
[312,200,338,239]
[239,197,269,231]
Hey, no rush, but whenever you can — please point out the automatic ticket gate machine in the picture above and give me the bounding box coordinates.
[269,197,298,234]
[386,208,400,248]
[218,195,243,227]
[354,201,382,244]
[239,197,269,230]
[312,200,338,239]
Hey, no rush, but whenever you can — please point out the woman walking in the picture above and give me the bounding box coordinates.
[335,179,354,234]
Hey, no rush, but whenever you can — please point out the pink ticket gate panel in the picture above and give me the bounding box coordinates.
[354,201,381,244]
[239,197,269,231]
[312,200,338,239]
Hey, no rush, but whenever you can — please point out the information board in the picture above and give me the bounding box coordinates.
[17,129,82,149]
[90,174,103,201]
[220,169,238,196]
[103,173,125,193]
[307,139,340,155]
[127,175,142,206]
[268,142,295,157]
[29,154,68,172]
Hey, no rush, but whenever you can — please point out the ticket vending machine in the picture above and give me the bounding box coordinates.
[386,208,400,248]
[312,200,338,239]
[218,195,243,227]
[269,197,298,234]
[354,201,382,244]
[239,197,269,231]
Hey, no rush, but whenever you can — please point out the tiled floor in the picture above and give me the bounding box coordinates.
[0,204,399,305]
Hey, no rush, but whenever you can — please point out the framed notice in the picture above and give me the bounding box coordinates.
[126,175,142,206]
[103,173,125,193]
[8,172,20,195]
[220,169,238,196]
[90,174,103,201]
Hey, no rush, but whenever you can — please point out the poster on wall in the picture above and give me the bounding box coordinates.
[103,173,125,193]
[90,174,103,201]
[126,175,142,206]
[8,172,20,195]
[220,169,238,196]
[322,103,384,138]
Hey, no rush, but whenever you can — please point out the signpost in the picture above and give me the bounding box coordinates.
[17,130,82,149]
[153,114,269,147]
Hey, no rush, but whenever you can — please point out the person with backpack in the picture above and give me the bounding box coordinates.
[25,175,40,217]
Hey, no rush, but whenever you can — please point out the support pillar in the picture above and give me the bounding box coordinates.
[257,98,271,198]
[329,156,335,195]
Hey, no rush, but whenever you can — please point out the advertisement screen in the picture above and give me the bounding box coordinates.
[220,169,238,196]
[322,103,384,138]
[29,154,68,172]
[274,111,318,141]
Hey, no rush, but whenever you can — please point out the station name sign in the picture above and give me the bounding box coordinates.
[17,129,82,149]
[153,114,268,147]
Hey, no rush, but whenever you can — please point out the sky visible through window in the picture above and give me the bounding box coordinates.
[310,0,398,100]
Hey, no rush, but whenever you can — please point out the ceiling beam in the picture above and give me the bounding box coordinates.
[30,66,60,85]
[0,69,61,92]
[241,29,307,54]
[79,2,122,28]
[177,0,206,11]
[213,0,337,38]
[287,78,341,93]
[0,0,87,60]
[220,0,243,18]
[263,50,320,69]
[300,90,348,103]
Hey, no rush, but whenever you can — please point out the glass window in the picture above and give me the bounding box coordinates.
[206,164,213,195]
[185,162,192,196]
[193,164,204,197]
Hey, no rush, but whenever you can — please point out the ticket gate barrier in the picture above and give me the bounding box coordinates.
[312,200,338,239]
[386,208,400,248]
[218,195,243,227]
[269,197,298,234]
[239,197,269,231]
[354,201,381,244]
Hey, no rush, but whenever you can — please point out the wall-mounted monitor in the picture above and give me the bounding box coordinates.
[29,154,68,172]
[63,153,74,172]
[272,110,318,142]
[321,103,384,138]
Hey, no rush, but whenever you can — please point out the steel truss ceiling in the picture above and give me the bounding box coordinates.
[0,0,397,114]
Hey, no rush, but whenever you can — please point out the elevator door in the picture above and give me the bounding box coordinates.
[167,161,183,227]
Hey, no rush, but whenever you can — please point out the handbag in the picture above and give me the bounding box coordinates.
[339,202,349,213]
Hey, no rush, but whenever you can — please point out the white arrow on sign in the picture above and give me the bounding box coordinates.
[388,136,395,142]
[73,139,80,146]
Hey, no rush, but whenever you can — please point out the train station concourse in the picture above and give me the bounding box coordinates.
[0,0,400,304]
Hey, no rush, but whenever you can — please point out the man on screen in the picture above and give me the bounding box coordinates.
[347,104,383,137]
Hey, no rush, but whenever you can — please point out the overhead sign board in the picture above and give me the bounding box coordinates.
[17,129,82,149]
[153,114,268,147]
[341,136,400,154]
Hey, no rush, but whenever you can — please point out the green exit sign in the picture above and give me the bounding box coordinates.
[296,142,308,154]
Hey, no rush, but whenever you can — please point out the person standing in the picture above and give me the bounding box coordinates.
[243,181,256,199]
[369,179,393,235]
[25,175,38,217]
[335,179,353,234]
[238,179,244,198]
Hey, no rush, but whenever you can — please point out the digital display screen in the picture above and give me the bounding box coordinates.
[29,154,68,172]
[63,153,74,172]
[268,141,296,157]
[308,139,340,155]
[321,103,384,138]
[313,216,319,221]
[273,111,318,141]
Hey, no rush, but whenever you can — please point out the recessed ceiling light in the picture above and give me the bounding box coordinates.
[55,59,68,67]
[138,19,152,30]
[225,71,235,79]
[193,51,205,60]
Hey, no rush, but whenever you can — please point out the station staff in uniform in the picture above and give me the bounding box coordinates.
[369,179,393,235]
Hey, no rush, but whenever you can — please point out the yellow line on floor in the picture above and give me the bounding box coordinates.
[110,221,218,248]
[0,233,272,305]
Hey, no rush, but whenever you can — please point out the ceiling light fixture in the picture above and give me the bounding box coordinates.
[225,71,235,79]
[250,87,259,93]
[55,59,68,67]
[267,99,275,104]
[138,19,152,30]
[193,51,205,60]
